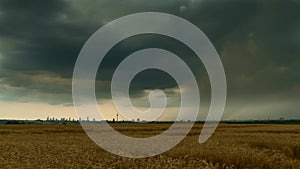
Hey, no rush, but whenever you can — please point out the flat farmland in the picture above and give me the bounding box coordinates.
[0,124,300,169]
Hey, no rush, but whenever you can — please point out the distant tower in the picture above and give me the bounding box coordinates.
[116,112,119,122]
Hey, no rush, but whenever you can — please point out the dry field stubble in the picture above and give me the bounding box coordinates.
[0,123,300,169]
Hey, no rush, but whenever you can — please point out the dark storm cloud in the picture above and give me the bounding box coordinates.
[97,34,206,95]
[218,0,300,98]
[0,0,299,115]
[179,0,300,99]
[0,0,101,75]
[0,0,184,73]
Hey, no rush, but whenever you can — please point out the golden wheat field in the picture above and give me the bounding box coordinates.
[0,123,300,169]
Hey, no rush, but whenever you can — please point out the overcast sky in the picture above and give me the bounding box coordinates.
[0,0,299,120]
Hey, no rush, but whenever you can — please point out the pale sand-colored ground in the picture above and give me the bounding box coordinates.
[0,124,300,168]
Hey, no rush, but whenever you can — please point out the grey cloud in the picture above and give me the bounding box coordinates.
[0,0,299,119]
